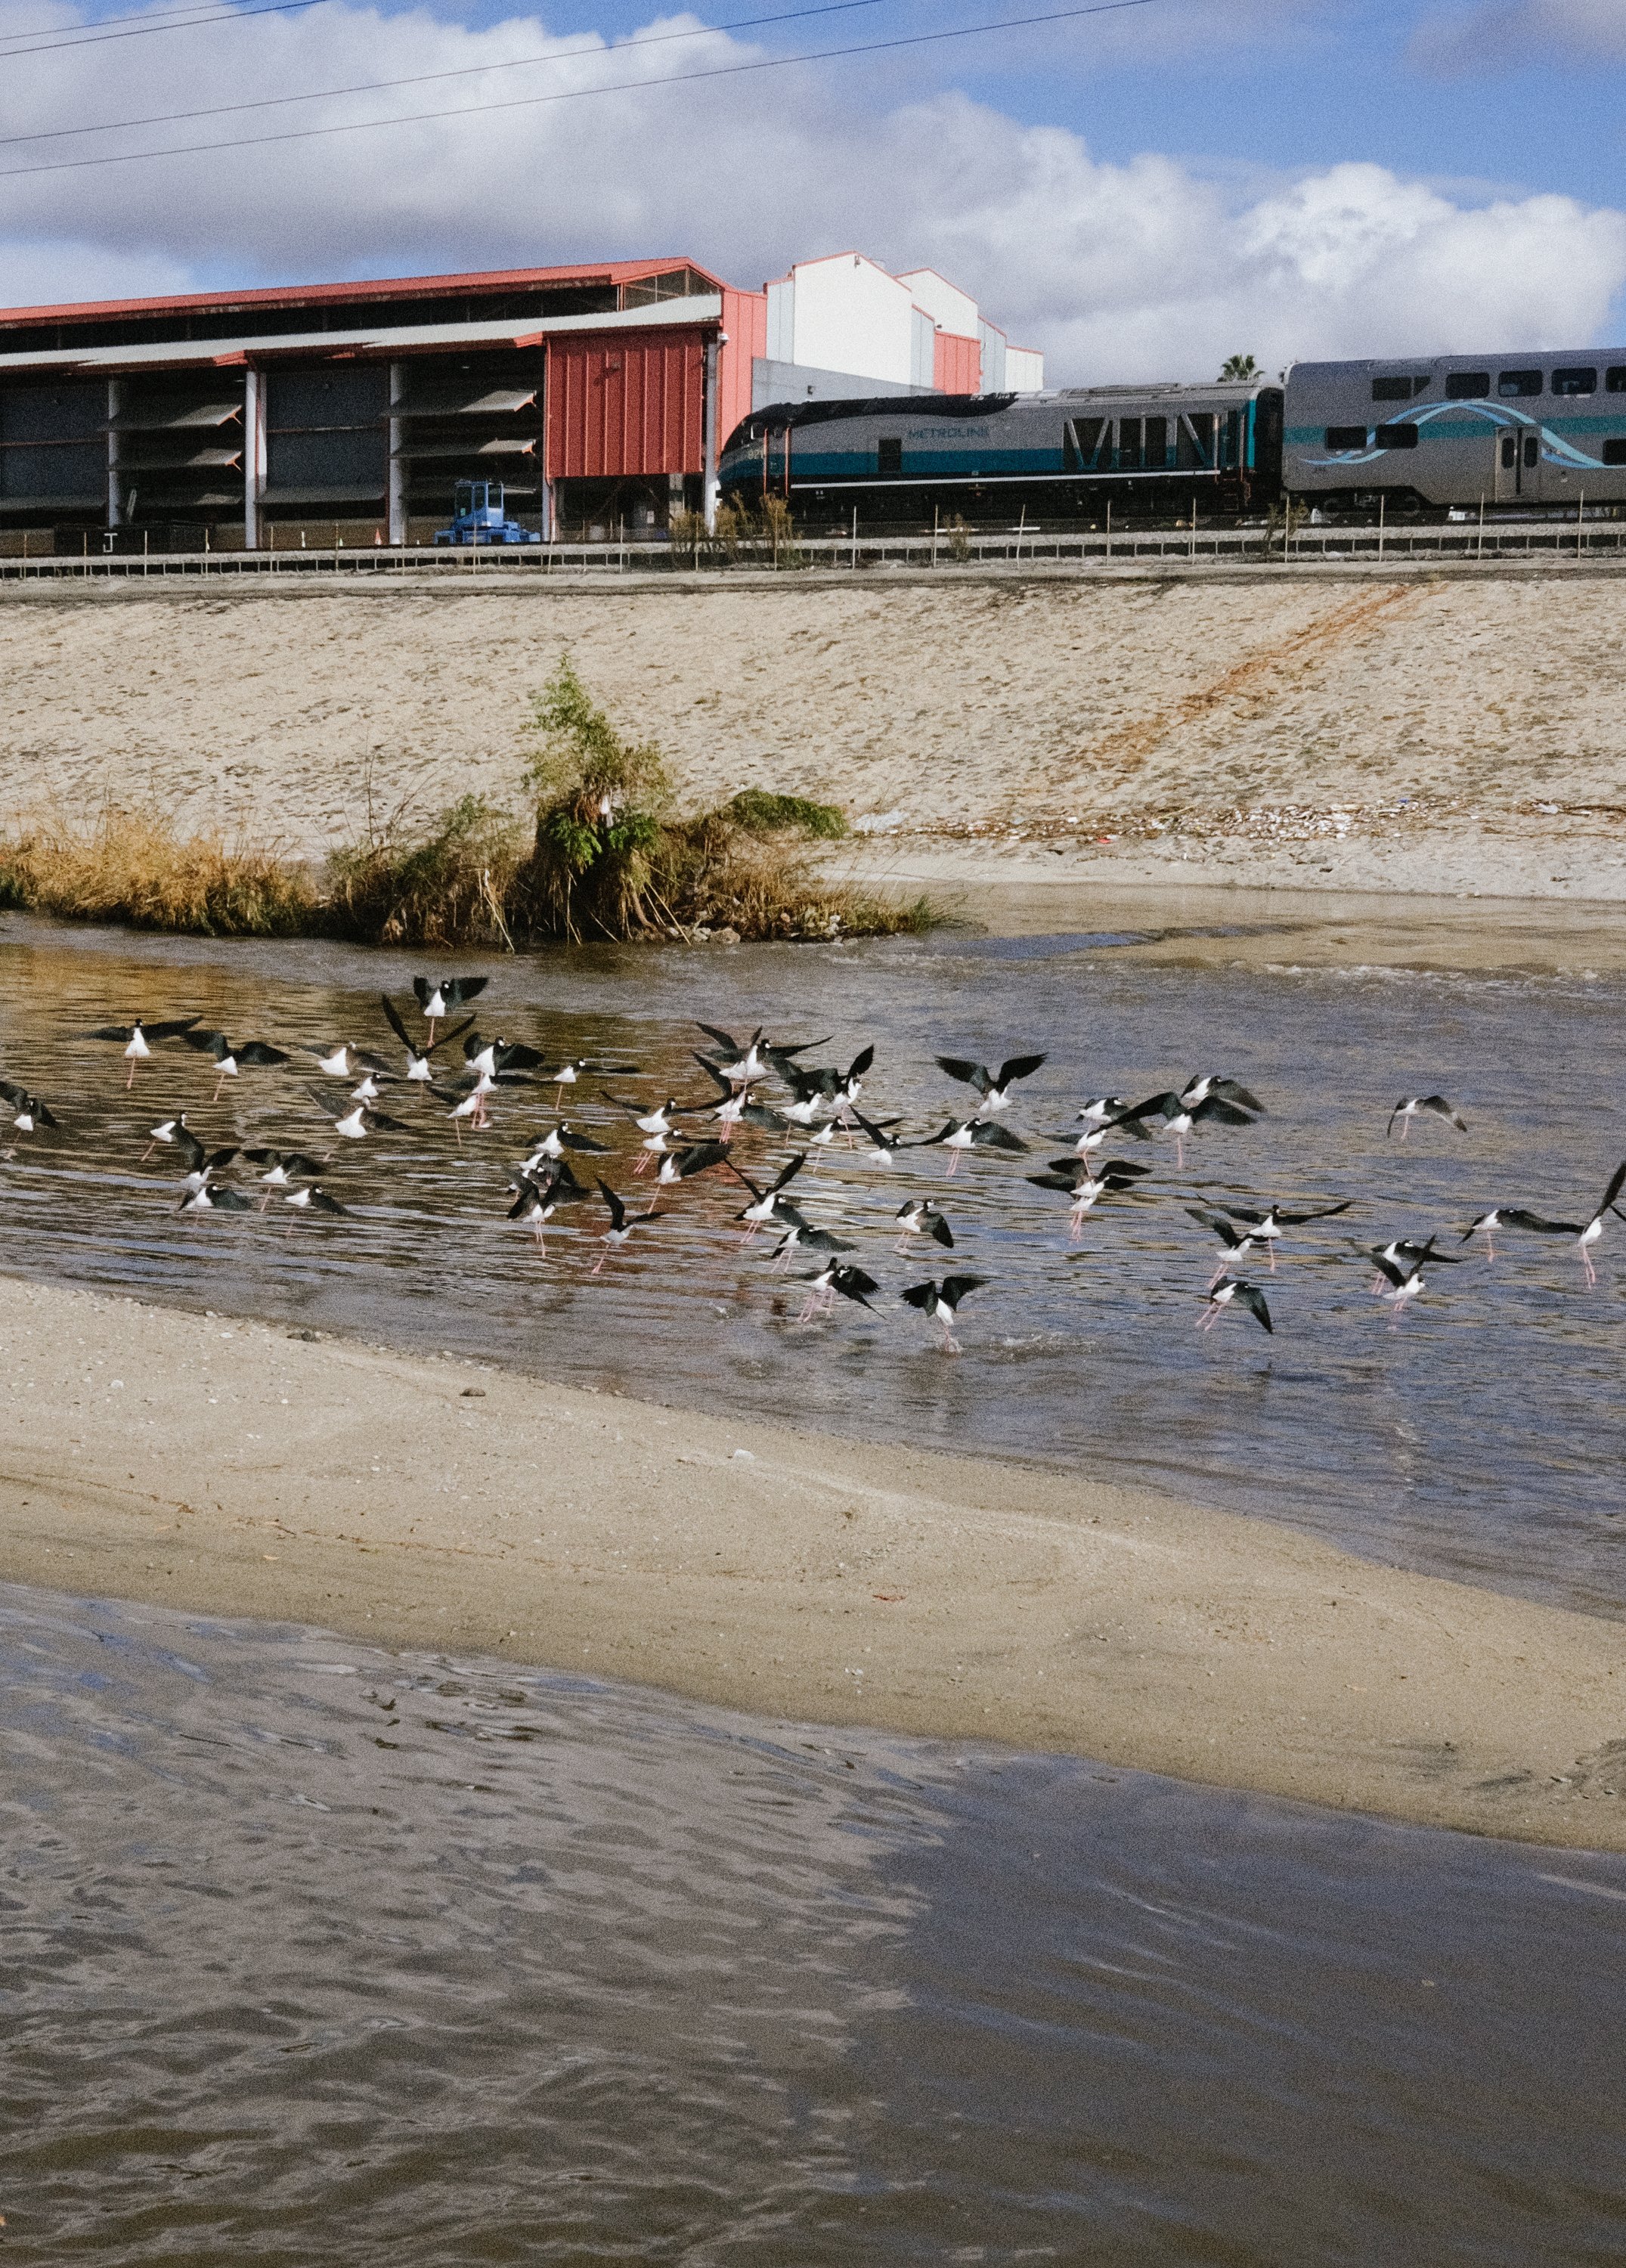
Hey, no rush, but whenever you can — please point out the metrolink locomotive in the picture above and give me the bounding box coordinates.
[720,347,1626,522]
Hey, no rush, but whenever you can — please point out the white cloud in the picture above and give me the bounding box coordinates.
[1411,0,1626,71]
[0,2,1621,379]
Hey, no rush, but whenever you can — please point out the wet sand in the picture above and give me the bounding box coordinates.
[4,1272,1623,1851]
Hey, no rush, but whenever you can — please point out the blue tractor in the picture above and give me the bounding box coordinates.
[432,479,543,546]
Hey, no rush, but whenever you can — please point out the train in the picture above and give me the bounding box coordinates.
[719,347,1626,522]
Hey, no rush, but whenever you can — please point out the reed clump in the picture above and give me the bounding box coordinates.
[0,807,317,936]
[324,794,528,949]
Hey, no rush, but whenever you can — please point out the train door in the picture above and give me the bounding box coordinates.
[1496,425,1541,503]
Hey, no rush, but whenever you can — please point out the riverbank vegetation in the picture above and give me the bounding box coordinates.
[0,660,933,947]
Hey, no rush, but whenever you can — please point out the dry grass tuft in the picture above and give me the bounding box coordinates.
[0,806,317,936]
[324,794,527,950]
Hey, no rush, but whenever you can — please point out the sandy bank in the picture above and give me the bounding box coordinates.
[2,569,1623,900]
[3,1272,1622,1850]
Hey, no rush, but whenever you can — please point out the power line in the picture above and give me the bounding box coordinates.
[0,0,328,61]
[0,0,1157,179]
[0,0,887,148]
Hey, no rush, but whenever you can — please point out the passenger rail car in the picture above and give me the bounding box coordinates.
[1285,351,1626,513]
[720,382,1282,525]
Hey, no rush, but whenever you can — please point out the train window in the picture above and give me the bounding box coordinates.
[1607,368,1626,392]
[1498,369,1543,397]
[1374,423,1419,449]
[1552,367,1597,396]
[1445,371,1490,398]
[1175,411,1216,468]
[1501,438,1516,469]
[1325,426,1369,451]
[1372,375,1427,401]
[877,437,901,474]
[1070,417,1105,467]
[1603,439,1626,466]
[1117,417,1143,470]
[1144,417,1168,469]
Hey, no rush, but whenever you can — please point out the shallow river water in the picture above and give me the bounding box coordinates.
[0,912,1621,1613]
[2,912,1624,2261]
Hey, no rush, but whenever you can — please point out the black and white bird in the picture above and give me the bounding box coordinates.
[381,994,475,1082]
[1369,1250,1436,1321]
[1213,1198,1351,1271]
[141,1111,190,1162]
[1489,1160,1626,1288]
[521,1123,612,1173]
[695,1024,771,1084]
[310,1090,410,1143]
[1186,1208,1268,1284]
[169,1123,237,1194]
[1027,1156,1149,1240]
[793,1260,878,1323]
[1388,1094,1467,1141]
[729,1152,807,1241]
[85,1014,200,1088]
[934,1051,1046,1114]
[178,1182,252,1215]
[1116,1089,1257,1169]
[592,1180,662,1274]
[1180,1074,1264,1114]
[282,1184,347,1219]
[242,1148,325,1206]
[650,1139,732,1199]
[1075,1095,1129,1127]
[0,1077,57,1136]
[894,1198,954,1253]
[464,1032,545,1080]
[180,1027,291,1101]
[692,1053,756,1141]
[900,1273,987,1354]
[1364,1233,1465,1292]
[919,1117,1030,1176]
[506,1162,588,1253]
[1198,1276,1273,1334]
[538,1055,642,1100]
[768,1215,855,1270]
[1460,1207,1510,1261]
[849,1111,909,1168]
[413,974,488,1035]
[310,1041,389,1083]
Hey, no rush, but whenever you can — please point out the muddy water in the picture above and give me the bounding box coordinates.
[0,912,1622,1614]
[4,1580,1624,2266]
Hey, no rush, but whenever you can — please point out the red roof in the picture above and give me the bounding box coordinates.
[0,258,727,330]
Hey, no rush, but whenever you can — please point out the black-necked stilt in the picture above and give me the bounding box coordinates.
[463,1032,546,1080]
[141,1111,188,1163]
[894,1199,953,1254]
[1213,1198,1351,1270]
[243,1148,326,1207]
[1117,1089,1256,1169]
[180,1028,292,1102]
[1364,1234,1465,1292]
[311,1091,410,1143]
[934,1051,1046,1114]
[695,1024,770,1083]
[539,1055,642,1101]
[919,1117,1030,1175]
[413,974,488,1037]
[1181,1074,1264,1114]
[1199,1276,1273,1334]
[768,1214,855,1271]
[729,1152,806,1241]
[0,1078,57,1136]
[1029,1157,1148,1241]
[506,1162,587,1253]
[1187,1208,1268,1284]
[1494,1160,1626,1287]
[692,1054,756,1142]
[86,1015,200,1088]
[592,1180,661,1273]
[1460,1207,1509,1261]
[310,1041,390,1083]
[381,994,475,1082]
[649,1139,732,1203]
[794,1260,878,1323]
[283,1184,347,1219]
[1388,1094,1467,1140]
[522,1123,612,1173]
[849,1111,909,1167]
[1369,1250,1434,1323]
[900,1273,987,1354]
[1076,1095,1129,1127]
[178,1181,252,1215]
[169,1123,237,1194]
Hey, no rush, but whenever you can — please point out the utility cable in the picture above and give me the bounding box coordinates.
[0,0,328,61]
[0,0,888,147]
[0,0,1158,178]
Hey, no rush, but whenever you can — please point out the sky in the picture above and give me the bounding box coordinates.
[0,0,1622,382]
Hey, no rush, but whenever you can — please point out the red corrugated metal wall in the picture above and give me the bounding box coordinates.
[933,330,982,394]
[545,329,706,479]
[717,287,767,449]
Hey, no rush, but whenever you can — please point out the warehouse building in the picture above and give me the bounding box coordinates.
[0,251,1041,549]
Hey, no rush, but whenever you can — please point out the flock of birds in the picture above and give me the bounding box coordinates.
[0,971,1621,1352]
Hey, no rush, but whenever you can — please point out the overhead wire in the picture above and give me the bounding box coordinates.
[0,0,889,147]
[0,0,1159,178]
[0,0,328,60]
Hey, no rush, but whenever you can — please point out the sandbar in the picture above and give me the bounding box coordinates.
[2,1272,1622,1850]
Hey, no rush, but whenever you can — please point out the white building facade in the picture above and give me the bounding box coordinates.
[754,252,1042,411]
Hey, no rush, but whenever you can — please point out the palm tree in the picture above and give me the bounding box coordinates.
[1219,354,1261,381]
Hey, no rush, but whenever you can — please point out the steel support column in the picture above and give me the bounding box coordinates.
[387,360,407,544]
[243,366,265,549]
[106,378,122,528]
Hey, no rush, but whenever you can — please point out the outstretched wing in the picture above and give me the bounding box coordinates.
[1236,1283,1274,1334]
[676,1140,731,1179]
[1210,1079,1264,1113]
[834,1266,880,1306]
[1501,1209,1584,1235]
[695,1022,742,1056]
[1277,1201,1352,1225]
[181,1028,229,1058]
[940,1274,989,1304]
[559,1128,612,1153]
[996,1052,1047,1088]
[1420,1095,1468,1131]
[1193,1096,1256,1126]
[927,1213,955,1247]
[972,1123,1029,1153]
[845,1043,876,1082]
[380,994,414,1051]
[691,1053,735,1097]
[770,1153,807,1195]
[1128,1092,1183,1122]
[238,1042,291,1067]
[899,1281,939,1312]
[934,1055,992,1093]
[597,1179,627,1232]
[1598,1158,1626,1216]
